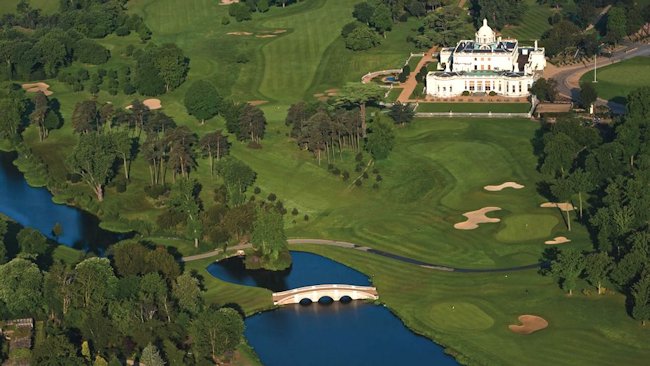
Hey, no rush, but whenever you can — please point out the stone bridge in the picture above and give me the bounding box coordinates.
[272,284,378,306]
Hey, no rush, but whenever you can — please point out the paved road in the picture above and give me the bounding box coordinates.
[182,238,541,273]
[549,42,650,114]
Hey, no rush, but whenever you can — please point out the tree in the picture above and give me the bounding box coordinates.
[67,132,117,201]
[365,117,395,160]
[238,104,266,143]
[0,218,7,264]
[112,131,136,181]
[141,343,166,366]
[584,251,612,294]
[258,0,269,12]
[191,307,244,363]
[550,248,585,295]
[75,39,110,65]
[71,100,99,134]
[541,132,580,177]
[370,4,392,37]
[579,82,598,110]
[353,2,375,24]
[568,169,592,220]
[474,0,527,29]
[72,257,117,311]
[550,174,574,231]
[215,157,256,206]
[344,26,381,51]
[631,271,650,325]
[229,3,252,22]
[541,20,581,57]
[184,80,222,124]
[606,7,627,45]
[0,94,25,140]
[530,78,558,102]
[414,5,474,48]
[29,92,49,141]
[134,49,165,96]
[388,102,415,125]
[155,44,189,92]
[165,126,197,180]
[0,258,43,316]
[32,334,84,366]
[170,179,203,247]
[336,82,384,136]
[16,227,48,259]
[200,130,229,176]
[250,208,290,270]
[173,273,202,314]
[110,241,149,277]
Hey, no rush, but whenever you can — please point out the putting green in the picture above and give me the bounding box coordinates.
[424,302,495,332]
[495,214,560,242]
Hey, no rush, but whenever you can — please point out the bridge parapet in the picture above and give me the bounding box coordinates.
[272,284,378,306]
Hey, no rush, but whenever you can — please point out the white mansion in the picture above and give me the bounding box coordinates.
[426,19,546,98]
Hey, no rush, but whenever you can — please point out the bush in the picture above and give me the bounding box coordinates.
[489,91,497,96]
[222,16,231,25]
[156,210,186,230]
[144,185,169,199]
[229,3,252,22]
[355,153,363,162]
[342,171,350,181]
[267,193,277,201]
[125,44,135,56]
[331,168,340,175]
[355,164,362,172]
[461,90,470,96]
[253,186,261,194]
[354,179,362,186]
[376,174,382,182]
[304,214,309,221]
[362,172,369,179]
[236,53,250,64]
[291,208,299,216]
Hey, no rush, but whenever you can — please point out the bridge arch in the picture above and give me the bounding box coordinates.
[272,284,378,306]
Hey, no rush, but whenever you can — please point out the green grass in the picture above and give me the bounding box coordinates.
[495,214,561,243]
[580,56,650,105]
[501,0,556,43]
[407,55,422,70]
[386,87,402,102]
[416,103,531,113]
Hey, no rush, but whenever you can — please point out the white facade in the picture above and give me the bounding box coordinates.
[426,19,546,98]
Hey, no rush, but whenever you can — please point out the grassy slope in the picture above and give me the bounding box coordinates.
[0,0,58,15]
[501,0,555,43]
[580,56,650,104]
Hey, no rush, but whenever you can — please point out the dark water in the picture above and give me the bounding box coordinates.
[209,251,459,366]
[206,251,371,292]
[0,151,124,252]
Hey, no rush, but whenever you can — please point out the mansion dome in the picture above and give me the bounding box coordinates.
[475,19,495,45]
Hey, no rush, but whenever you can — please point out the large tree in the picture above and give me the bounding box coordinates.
[67,132,117,201]
[579,82,598,109]
[473,0,527,30]
[112,131,136,181]
[173,273,203,314]
[584,251,612,295]
[215,157,256,206]
[606,6,627,45]
[170,179,203,247]
[238,104,266,143]
[632,271,650,325]
[414,5,474,48]
[29,91,49,141]
[72,257,117,311]
[0,258,43,316]
[140,343,166,366]
[250,208,290,270]
[184,80,222,124]
[16,227,48,260]
[155,43,189,92]
[388,102,415,125]
[551,248,585,295]
[365,117,395,160]
[199,130,229,177]
[336,82,384,136]
[71,100,99,134]
[191,307,244,363]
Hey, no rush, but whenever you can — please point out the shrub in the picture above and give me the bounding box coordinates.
[355,164,363,172]
[354,179,362,186]
[236,53,250,64]
[376,174,382,182]
[372,168,379,174]
[144,185,169,199]
[461,90,470,96]
[291,208,299,216]
[222,16,231,25]
[355,153,363,162]
[342,171,350,181]
[304,214,309,221]
[267,193,277,201]
[229,3,252,22]
[125,44,135,56]
[156,209,186,230]
[362,172,369,179]
[489,91,497,96]
[253,186,261,194]
[332,168,341,175]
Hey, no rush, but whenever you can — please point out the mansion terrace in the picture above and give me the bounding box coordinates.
[426,19,546,98]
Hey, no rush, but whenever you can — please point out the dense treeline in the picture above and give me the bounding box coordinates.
[227,0,314,22]
[536,87,650,325]
[0,215,246,364]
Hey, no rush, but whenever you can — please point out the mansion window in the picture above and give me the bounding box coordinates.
[485,85,491,91]
[474,65,478,70]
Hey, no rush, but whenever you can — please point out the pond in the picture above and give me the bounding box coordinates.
[208,252,459,366]
[0,151,124,252]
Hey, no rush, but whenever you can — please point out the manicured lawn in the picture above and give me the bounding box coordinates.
[501,0,555,43]
[386,87,402,102]
[416,103,531,113]
[407,55,422,70]
[580,56,650,105]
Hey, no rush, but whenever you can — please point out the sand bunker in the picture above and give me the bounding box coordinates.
[540,202,576,211]
[248,100,268,106]
[273,29,287,34]
[22,82,53,96]
[220,0,239,4]
[509,315,548,335]
[454,207,502,230]
[126,99,162,110]
[227,31,253,36]
[545,236,571,245]
[256,34,277,38]
[484,182,524,191]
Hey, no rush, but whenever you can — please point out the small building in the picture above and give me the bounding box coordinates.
[426,19,546,98]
